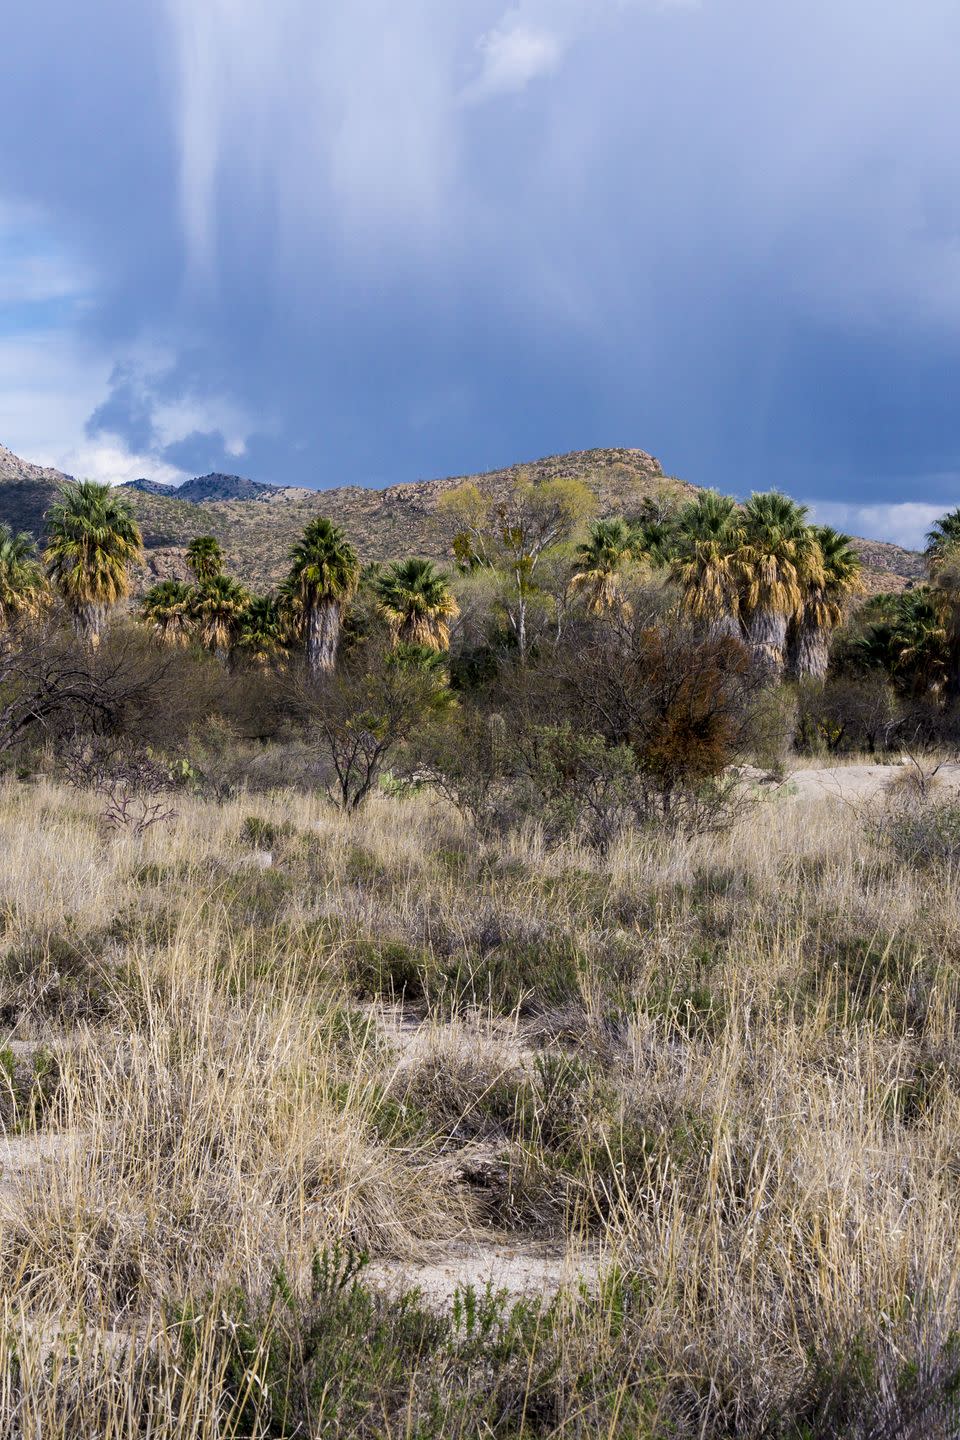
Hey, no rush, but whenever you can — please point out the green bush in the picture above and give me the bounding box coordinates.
[434,936,582,1016]
[241,815,293,851]
[882,800,960,868]
[0,1044,61,1131]
[0,932,148,1027]
[168,1247,661,1438]
[349,939,429,1002]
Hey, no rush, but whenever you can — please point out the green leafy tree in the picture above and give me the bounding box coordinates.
[286,517,361,677]
[375,558,459,651]
[140,579,194,646]
[790,526,863,681]
[0,525,47,628]
[43,480,143,644]
[439,475,594,660]
[306,648,450,810]
[186,535,225,583]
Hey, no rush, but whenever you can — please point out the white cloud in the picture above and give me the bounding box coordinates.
[150,391,252,459]
[0,328,113,466]
[463,19,565,102]
[0,319,257,486]
[0,252,92,307]
[808,499,947,552]
[0,330,189,486]
[57,440,186,488]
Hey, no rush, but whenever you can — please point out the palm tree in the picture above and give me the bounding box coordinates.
[236,594,287,665]
[791,526,863,681]
[375,557,460,651]
[630,518,676,569]
[739,491,821,680]
[891,590,949,697]
[189,574,250,664]
[851,589,954,698]
[925,509,960,697]
[140,579,194,646]
[925,509,960,571]
[0,526,47,628]
[628,493,681,569]
[43,481,143,644]
[569,519,637,616]
[287,518,361,676]
[669,491,744,637]
[186,535,224,583]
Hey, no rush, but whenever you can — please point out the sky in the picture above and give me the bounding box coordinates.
[2,1,960,548]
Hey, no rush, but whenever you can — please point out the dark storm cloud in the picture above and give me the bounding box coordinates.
[1,0,960,539]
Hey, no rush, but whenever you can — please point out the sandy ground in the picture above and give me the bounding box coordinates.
[768,760,960,803]
[367,1239,601,1308]
[0,1131,80,1197]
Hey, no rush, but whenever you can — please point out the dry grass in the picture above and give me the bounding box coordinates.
[0,774,958,1434]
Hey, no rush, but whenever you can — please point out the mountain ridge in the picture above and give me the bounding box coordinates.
[0,442,924,596]
[124,472,278,503]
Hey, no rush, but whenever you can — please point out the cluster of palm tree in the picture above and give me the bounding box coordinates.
[0,474,879,690]
[0,480,462,683]
[141,538,277,666]
[845,507,960,700]
[142,517,460,677]
[846,590,948,697]
[569,490,864,680]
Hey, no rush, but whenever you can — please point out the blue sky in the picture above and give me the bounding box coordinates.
[2,0,960,546]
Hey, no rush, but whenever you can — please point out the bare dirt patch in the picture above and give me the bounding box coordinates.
[367,1238,601,1308]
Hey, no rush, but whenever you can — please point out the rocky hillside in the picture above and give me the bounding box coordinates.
[0,443,75,538]
[119,447,679,589]
[848,537,927,593]
[0,441,924,596]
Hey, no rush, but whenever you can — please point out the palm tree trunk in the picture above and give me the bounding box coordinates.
[307,599,340,676]
[709,612,741,642]
[75,602,107,647]
[748,607,788,681]
[793,618,830,681]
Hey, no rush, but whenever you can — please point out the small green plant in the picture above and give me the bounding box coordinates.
[241,814,297,851]
[349,939,428,1002]
[0,1043,61,1131]
[882,799,960,868]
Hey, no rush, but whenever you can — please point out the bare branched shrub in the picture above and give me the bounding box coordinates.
[300,648,451,811]
[796,675,902,756]
[62,737,179,836]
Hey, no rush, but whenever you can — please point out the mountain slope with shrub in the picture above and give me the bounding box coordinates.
[0,441,922,594]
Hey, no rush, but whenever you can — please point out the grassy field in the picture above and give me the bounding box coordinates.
[0,773,958,1435]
